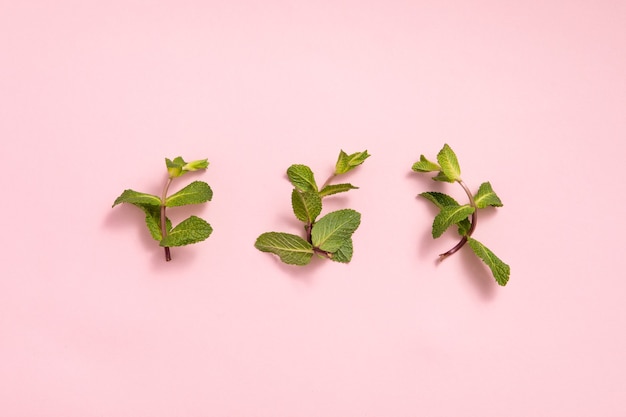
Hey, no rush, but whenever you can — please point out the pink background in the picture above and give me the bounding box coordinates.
[2,1,626,415]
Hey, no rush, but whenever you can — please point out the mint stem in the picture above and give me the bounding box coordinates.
[439,179,477,261]
[161,177,173,261]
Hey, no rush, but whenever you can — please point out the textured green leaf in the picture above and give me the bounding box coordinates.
[165,157,208,176]
[329,238,354,263]
[112,189,161,207]
[311,209,361,252]
[165,181,213,207]
[166,156,186,168]
[165,156,187,177]
[291,189,322,223]
[318,183,358,197]
[287,164,318,192]
[139,204,172,241]
[419,192,461,209]
[419,192,473,236]
[432,204,475,238]
[436,144,461,182]
[335,150,370,174]
[432,171,455,183]
[473,182,503,208]
[457,218,472,236]
[160,215,212,247]
[467,238,510,286]
[182,158,209,172]
[254,232,314,265]
[412,155,441,172]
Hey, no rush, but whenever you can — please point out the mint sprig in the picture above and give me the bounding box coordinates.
[255,150,370,265]
[412,144,510,286]
[113,157,213,261]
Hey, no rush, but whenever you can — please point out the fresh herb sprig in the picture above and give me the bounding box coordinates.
[113,157,213,262]
[412,144,510,286]
[255,150,370,265]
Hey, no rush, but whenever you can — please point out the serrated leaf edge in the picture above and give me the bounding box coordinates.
[467,237,510,286]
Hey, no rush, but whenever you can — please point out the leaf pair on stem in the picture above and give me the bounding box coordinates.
[113,157,213,261]
[254,150,370,265]
[412,144,510,286]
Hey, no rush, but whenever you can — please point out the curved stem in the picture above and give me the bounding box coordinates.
[161,177,173,261]
[438,179,477,261]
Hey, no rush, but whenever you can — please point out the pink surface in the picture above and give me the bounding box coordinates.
[2,1,626,415]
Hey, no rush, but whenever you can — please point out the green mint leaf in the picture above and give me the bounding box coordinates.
[183,159,209,172]
[436,144,461,182]
[467,237,510,286]
[291,189,322,223]
[412,155,441,172]
[474,182,503,208]
[419,192,473,236]
[457,218,472,236]
[287,164,318,192]
[112,189,161,207]
[165,181,213,207]
[318,183,359,198]
[335,150,370,175]
[432,171,455,183]
[311,209,361,252]
[138,204,172,241]
[165,157,186,178]
[419,191,461,209]
[159,215,213,247]
[165,156,208,177]
[254,232,314,265]
[432,204,475,238]
[329,238,353,263]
